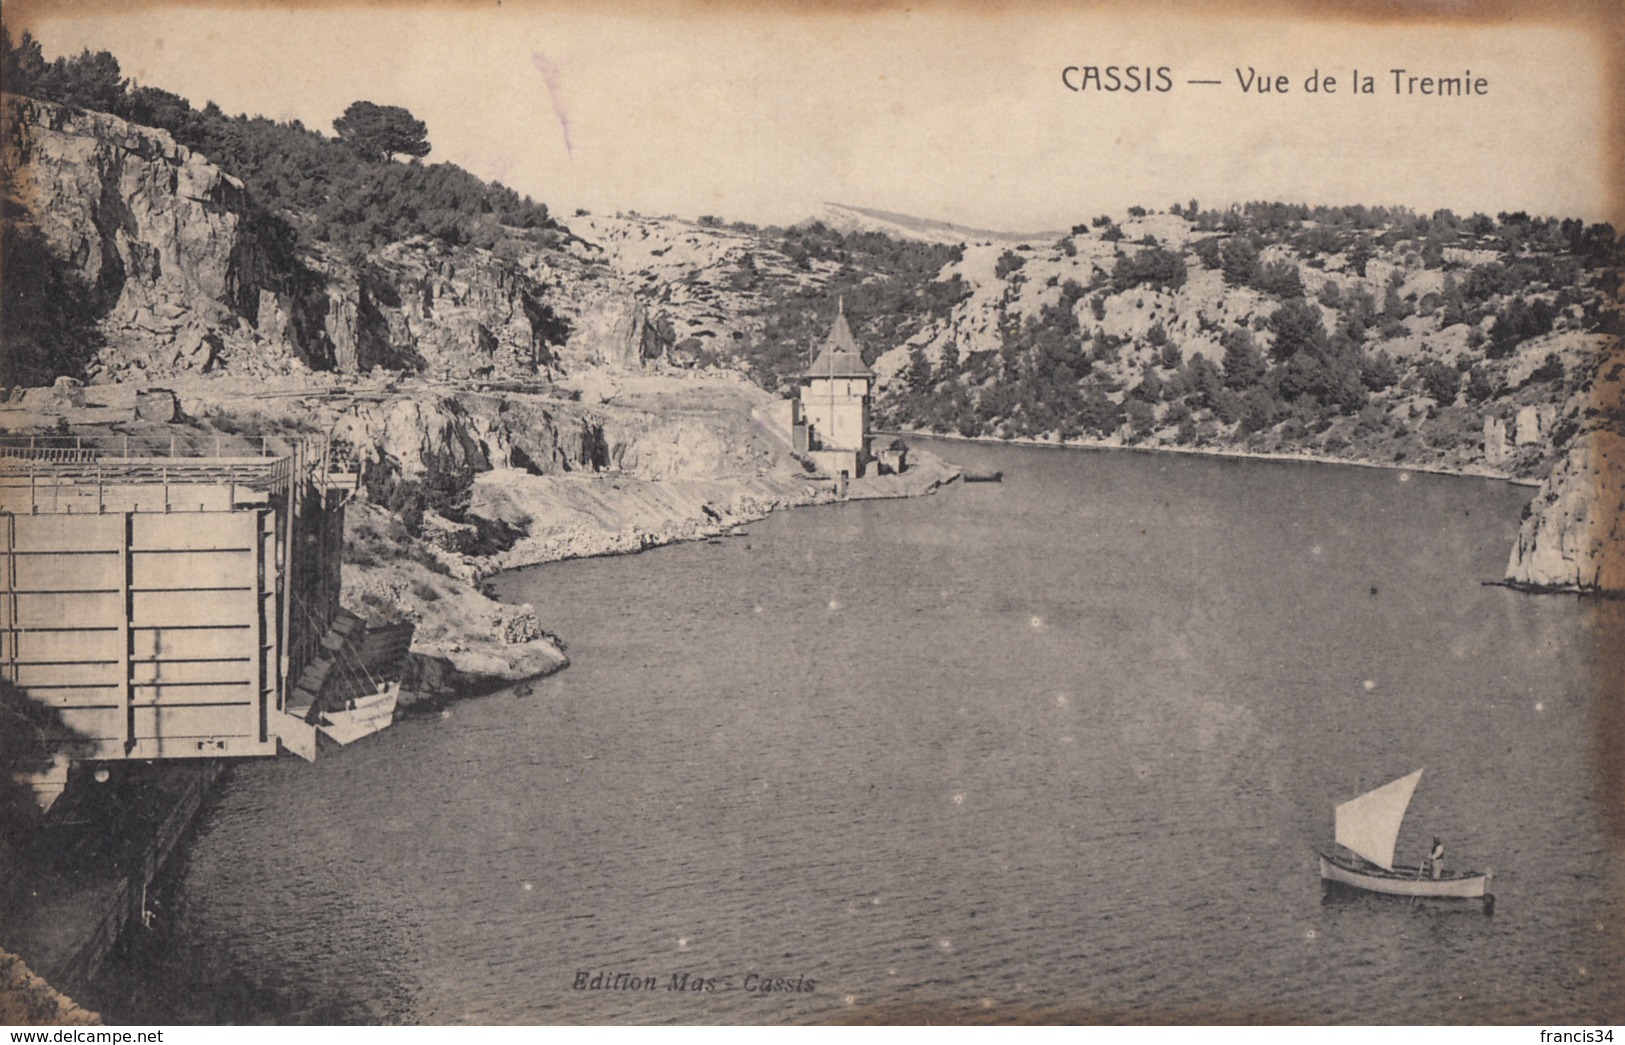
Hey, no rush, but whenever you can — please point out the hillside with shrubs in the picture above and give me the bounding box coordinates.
[575,201,1621,484]
[855,203,1620,481]
[7,29,1617,490]
[3,30,1621,597]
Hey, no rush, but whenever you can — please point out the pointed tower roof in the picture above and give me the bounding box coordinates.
[802,300,874,380]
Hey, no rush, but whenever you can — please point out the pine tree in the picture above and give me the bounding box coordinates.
[333,101,432,162]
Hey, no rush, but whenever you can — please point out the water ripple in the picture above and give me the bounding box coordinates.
[97,443,1623,1025]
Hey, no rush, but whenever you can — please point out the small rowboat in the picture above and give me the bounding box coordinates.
[317,681,400,745]
[1319,851,1492,901]
[1319,768,1494,912]
[962,470,1003,483]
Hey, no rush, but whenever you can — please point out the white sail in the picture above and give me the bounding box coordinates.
[1334,768,1424,870]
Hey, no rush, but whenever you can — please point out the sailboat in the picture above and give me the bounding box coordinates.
[1319,769,1494,911]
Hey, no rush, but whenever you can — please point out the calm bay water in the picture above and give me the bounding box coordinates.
[97,440,1623,1024]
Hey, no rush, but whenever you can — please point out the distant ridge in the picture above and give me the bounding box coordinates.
[808,202,1064,245]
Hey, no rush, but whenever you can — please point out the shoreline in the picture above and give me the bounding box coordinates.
[1483,578,1625,600]
[473,448,963,578]
[889,427,1544,488]
[369,447,963,696]
[2,422,1565,1023]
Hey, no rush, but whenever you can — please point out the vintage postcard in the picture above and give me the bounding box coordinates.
[1,0,1620,1028]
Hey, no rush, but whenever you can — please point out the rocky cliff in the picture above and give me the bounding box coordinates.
[554,209,1618,488]
[550,211,1625,595]
[6,90,1619,595]
[1505,430,1625,592]
[1,97,253,311]
[0,94,675,383]
[121,368,948,687]
[1503,341,1625,593]
[1,94,295,377]
[313,238,568,377]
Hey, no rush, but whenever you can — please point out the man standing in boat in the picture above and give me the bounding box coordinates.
[1428,836,1446,879]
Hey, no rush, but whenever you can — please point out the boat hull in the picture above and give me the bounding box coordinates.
[1319,852,1491,900]
[318,683,400,745]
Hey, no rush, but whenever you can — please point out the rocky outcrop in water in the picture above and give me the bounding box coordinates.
[1505,430,1625,593]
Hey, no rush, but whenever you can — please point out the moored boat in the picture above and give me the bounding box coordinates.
[1319,768,1494,912]
[317,681,400,745]
[962,470,1003,483]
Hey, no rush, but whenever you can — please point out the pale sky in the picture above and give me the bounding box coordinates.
[11,2,1616,231]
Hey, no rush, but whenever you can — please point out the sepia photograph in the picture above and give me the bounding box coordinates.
[0,0,1621,1027]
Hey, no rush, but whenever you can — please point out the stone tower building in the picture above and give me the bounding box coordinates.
[796,302,874,479]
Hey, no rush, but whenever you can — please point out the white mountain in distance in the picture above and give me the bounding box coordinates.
[807,201,1066,246]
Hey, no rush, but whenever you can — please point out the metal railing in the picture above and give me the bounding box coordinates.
[0,434,358,512]
[0,454,292,483]
[0,433,286,459]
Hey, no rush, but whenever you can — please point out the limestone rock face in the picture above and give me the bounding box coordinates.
[1,93,314,376]
[327,390,620,485]
[297,257,386,374]
[546,275,671,371]
[330,397,497,480]
[2,95,257,320]
[299,241,677,379]
[351,239,559,376]
[1505,430,1625,593]
[616,417,760,480]
[1,95,599,382]
[1514,405,1555,447]
[4,98,716,386]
